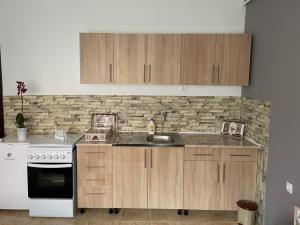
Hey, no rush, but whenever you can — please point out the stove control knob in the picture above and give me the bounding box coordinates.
[41,155,46,159]
[34,155,39,159]
[28,155,33,159]
[54,155,59,159]
[60,155,66,159]
[47,155,53,159]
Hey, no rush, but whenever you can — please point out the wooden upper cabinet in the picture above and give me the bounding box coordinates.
[114,34,146,84]
[180,34,217,85]
[80,33,113,84]
[216,34,252,86]
[147,34,181,85]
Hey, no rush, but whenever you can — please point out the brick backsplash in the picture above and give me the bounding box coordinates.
[3,94,270,225]
[3,95,242,135]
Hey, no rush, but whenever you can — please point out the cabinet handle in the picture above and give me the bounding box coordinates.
[148,65,152,83]
[217,164,220,183]
[192,153,213,156]
[150,149,153,168]
[212,65,215,83]
[144,64,147,83]
[110,64,113,83]
[85,192,105,195]
[217,64,220,83]
[86,178,106,182]
[144,149,147,168]
[86,166,105,168]
[230,154,251,157]
[223,164,226,183]
[86,152,105,154]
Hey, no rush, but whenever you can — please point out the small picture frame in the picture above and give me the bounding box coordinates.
[221,121,244,137]
[294,206,300,225]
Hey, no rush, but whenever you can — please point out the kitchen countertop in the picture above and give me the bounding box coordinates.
[76,132,258,149]
[180,133,258,148]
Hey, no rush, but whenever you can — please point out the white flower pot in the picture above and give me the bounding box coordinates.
[17,128,27,141]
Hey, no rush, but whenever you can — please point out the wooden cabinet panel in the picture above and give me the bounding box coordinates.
[147,34,181,84]
[113,147,148,208]
[222,148,257,162]
[80,33,113,84]
[148,147,184,209]
[216,34,252,85]
[220,161,257,210]
[185,147,220,161]
[184,161,220,210]
[181,34,217,85]
[77,146,113,208]
[114,34,146,84]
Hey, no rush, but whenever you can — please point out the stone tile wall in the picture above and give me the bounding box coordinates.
[241,97,271,225]
[3,95,241,135]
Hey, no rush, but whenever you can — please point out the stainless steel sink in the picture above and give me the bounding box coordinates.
[146,134,175,144]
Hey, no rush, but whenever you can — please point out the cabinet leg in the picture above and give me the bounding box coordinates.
[177,209,182,215]
[183,210,189,216]
[114,208,120,214]
[109,208,114,214]
[80,208,85,214]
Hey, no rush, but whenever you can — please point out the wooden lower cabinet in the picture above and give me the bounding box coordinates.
[113,147,148,208]
[77,146,113,208]
[148,147,184,209]
[183,147,257,211]
[220,161,257,210]
[184,160,220,210]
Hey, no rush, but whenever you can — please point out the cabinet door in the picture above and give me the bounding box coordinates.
[77,146,113,208]
[216,34,251,85]
[148,147,184,209]
[180,34,217,85]
[147,34,181,84]
[220,161,257,210]
[113,147,148,208]
[80,33,113,84]
[114,34,146,84]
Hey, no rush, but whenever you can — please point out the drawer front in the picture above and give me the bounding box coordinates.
[78,186,112,208]
[221,148,257,162]
[185,147,220,161]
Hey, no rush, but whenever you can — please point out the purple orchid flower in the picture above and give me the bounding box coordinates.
[16,81,27,114]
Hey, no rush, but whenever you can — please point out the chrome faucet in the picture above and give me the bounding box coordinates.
[155,110,169,134]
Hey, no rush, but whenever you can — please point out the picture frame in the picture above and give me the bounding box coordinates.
[221,121,244,137]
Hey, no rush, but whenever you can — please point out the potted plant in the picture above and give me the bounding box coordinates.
[16,81,27,141]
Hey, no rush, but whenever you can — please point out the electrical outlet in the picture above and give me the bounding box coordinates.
[286,182,293,195]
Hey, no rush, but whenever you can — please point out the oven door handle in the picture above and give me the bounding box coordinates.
[27,163,72,168]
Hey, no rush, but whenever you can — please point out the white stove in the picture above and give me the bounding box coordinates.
[27,134,82,218]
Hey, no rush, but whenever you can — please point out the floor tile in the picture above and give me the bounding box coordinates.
[150,210,182,222]
[151,222,182,225]
[121,209,150,222]
[25,219,59,225]
[57,220,89,225]
[88,222,120,225]
[0,220,28,225]
[119,222,150,225]
[181,210,237,224]
[75,209,122,222]
[1,210,29,220]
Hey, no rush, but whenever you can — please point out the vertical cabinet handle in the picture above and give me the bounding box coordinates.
[217,64,220,83]
[150,149,153,168]
[148,65,152,83]
[223,164,226,183]
[144,64,147,83]
[212,65,215,83]
[144,149,147,168]
[109,64,113,83]
[217,164,220,183]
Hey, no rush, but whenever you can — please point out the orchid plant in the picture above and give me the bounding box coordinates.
[15,81,27,128]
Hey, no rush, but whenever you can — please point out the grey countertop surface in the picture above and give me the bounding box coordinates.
[76,132,258,148]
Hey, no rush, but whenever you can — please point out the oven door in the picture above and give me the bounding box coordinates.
[27,163,73,199]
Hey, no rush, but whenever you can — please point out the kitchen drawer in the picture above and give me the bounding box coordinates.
[185,147,220,161]
[78,186,112,208]
[221,148,257,162]
[84,174,112,187]
[78,146,112,167]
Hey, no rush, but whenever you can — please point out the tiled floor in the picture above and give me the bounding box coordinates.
[0,209,238,225]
